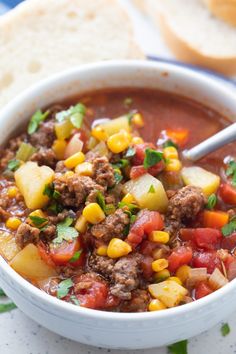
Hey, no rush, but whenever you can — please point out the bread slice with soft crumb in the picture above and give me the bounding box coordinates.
[203,0,236,27]
[0,0,144,109]
[145,0,236,75]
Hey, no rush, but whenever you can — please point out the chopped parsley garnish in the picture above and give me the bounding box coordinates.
[29,215,48,228]
[53,217,78,244]
[222,217,236,237]
[96,191,106,211]
[43,183,61,200]
[148,184,155,193]
[143,148,164,169]
[16,142,36,162]
[114,170,123,184]
[27,109,50,135]
[7,159,21,172]
[226,160,236,187]
[112,159,129,169]
[69,250,83,263]
[57,278,73,299]
[221,323,230,337]
[163,139,178,150]
[206,194,217,210]
[118,201,139,213]
[70,295,80,306]
[123,97,133,108]
[0,288,5,297]
[0,302,17,313]
[167,340,188,354]
[48,201,63,214]
[130,214,137,223]
[124,146,136,158]
[55,103,86,129]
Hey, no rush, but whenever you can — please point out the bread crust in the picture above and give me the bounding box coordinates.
[203,0,236,27]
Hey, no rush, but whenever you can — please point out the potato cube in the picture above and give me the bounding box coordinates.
[100,116,130,136]
[123,173,168,212]
[181,166,220,196]
[148,280,188,308]
[10,243,57,280]
[0,231,20,261]
[15,162,54,209]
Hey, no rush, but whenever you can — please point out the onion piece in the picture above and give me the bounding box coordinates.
[227,260,236,281]
[209,268,228,290]
[186,268,208,288]
[91,118,110,129]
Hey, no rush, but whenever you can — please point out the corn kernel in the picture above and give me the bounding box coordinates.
[75,215,88,233]
[28,209,47,227]
[121,193,135,204]
[96,245,108,256]
[7,186,18,198]
[91,126,108,141]
[168,276,182,285]
[131,113,144,127]
[165,159,182,172]
[107,238,132,259]
[64,171,74,178]
[153,269,170,283]
[148,231,170,244]
[176,265,191,284]
[82,203,105,224]
[64,152,85,169]
[131,136,144,145]
[163,146,178,160]
[75,162,93,177]
[6,217,22,230]
[152,258,169,272]
[52,139,67,160]
[148,299,166,311]
[107,131,131,154]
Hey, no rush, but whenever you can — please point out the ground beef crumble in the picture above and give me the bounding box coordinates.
[91,156,115,188]
[29,120,55,148]
[30,148,57,168]
[15,223,40,249]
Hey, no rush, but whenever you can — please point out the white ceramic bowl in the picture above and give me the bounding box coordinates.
[0,60,236,350]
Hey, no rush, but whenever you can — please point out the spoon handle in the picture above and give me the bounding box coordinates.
[182,122,236,162]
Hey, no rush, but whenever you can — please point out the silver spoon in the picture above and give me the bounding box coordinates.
[182,122,236,161]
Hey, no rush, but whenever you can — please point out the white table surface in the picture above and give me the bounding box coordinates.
[1,1,236,353]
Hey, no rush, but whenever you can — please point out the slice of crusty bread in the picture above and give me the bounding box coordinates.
[0,0,144,109]
[145,0,236,75]
[203,0,236,27]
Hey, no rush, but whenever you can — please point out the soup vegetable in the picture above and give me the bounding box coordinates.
[0,89,236,312]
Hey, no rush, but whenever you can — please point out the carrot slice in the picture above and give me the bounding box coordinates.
[203,210,229,229]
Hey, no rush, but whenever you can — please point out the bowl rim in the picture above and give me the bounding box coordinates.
[1,59,236,321]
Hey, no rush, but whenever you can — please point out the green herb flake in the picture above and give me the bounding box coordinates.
[118,201,139,213]
[130,214,137,223]
[0,302,17,313]
[143,148,164,169]
[104,204,116,215]
[96,191,106,211]
[114,170,123,184]
[206,194,217,210]
[69,250,83,263]
[7,159,21,172]
[221,323,230,337]
[226,160,236,187]
[222,218,236,237]
[16,142,36,162]
[29,215,48,228]
[167,340,188,354]
[148,184,155,193]
[27,109,50,135]
[0,288,6,297]
[70,295,80,306]
[112,159,129,169]
[124,146,136,158]
[43,183,54,198]
[57,278,73,299]
[53,217,78,244]
[56,103,86,129]
[48,201,63,214]
[53,190,61,200]
[163,139,178,150]
[123,97,133,108]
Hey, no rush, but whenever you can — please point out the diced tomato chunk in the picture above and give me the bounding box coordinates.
[168,246,193,273]
[192,251,221,274]
[180,228,222,250]
[132,143,155,165]
[127,210,164,247]
[195,281,213,300]
[218,183,236,205]
[139,240,157,256]
[130,166,146,179]
[221,233,236,251]
[38,242,56,268]
[74,274,108,309]
[130,161,165,179]
[50,239,84,266]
